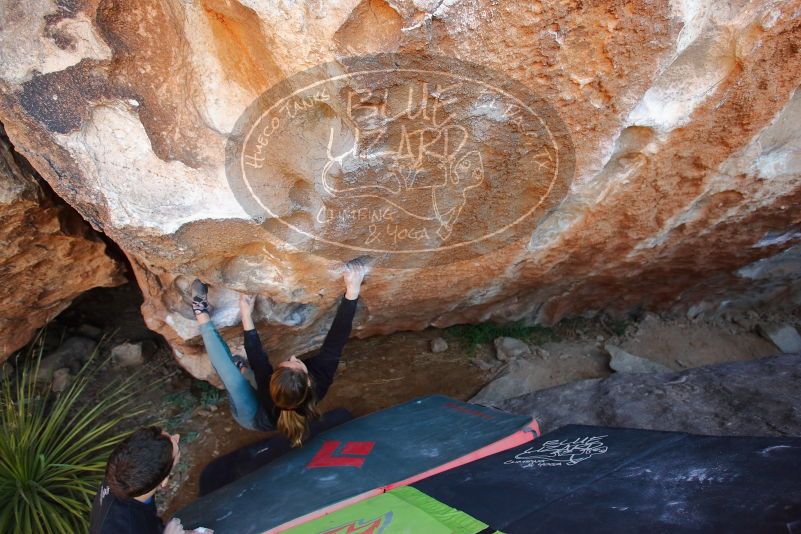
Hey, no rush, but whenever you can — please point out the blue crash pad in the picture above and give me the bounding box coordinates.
[199,408,353,496]
[413,425,801,533]
[176,395,533,533]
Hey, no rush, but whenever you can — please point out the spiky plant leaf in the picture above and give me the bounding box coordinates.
[0,339,149,534]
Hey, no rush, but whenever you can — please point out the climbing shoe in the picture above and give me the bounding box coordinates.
[191,279,210,316]
[232,355,248,371]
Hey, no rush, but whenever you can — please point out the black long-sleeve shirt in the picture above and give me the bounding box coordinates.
[245,295,358,432]
[89,483,163,534]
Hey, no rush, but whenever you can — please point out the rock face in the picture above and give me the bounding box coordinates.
[497,353,801,437]
[0,128,123,361]
[1,1,800,379]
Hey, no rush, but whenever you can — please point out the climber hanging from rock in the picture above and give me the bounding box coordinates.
[189,258,366,446]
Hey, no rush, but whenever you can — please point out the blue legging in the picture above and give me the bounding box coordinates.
[199,321,260,430]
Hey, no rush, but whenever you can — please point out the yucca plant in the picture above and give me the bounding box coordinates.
[0,340,149,534]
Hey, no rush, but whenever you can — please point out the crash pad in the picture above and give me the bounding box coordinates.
[176,395,535,533]
[283,486,490,534]
[199,408,353,496]
[413,425,801,533]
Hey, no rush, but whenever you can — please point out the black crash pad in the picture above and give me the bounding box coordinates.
[413,424,801,533]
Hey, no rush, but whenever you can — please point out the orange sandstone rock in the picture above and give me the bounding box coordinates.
[0,128,124,360]
[0,0,799,379]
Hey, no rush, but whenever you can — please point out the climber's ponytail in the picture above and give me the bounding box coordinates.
[275,408,307,447]
[270,367,321,447]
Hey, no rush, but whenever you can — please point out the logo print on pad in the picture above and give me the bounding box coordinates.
[321,511,393,534]
[307,440,376,468]
[504,435,608,468]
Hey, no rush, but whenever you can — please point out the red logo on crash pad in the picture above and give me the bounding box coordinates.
[307,440,375,468]
[321,511,393,534]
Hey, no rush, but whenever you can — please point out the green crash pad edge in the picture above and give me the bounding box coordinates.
[284,486,490,534]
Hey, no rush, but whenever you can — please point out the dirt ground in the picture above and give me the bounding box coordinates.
[25,282,799,518]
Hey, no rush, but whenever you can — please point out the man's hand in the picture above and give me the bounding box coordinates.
[164,518,215,534]
[164,518,185,534]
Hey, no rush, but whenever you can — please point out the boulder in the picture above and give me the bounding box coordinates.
[757,324,801,354]
[471,358,541,408]
[497,353,801,436]
[1,1,800,379]
[605,344,673,374]
[51,367,72,393]
[0,128,123,362]
[430,337,448,353]
[111,342,145,367]
[493,337,532,362]
[37,336,97,382]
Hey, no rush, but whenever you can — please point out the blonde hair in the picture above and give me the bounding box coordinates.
[270,367,320,447]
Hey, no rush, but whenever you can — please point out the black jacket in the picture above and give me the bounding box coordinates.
[89,482,163,534]
[245,295,358,432]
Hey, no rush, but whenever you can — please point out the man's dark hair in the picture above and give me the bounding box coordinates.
[105,426,174,499]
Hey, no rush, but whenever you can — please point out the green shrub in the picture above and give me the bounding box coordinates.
[195,380,223,408]
[0,343,146,534]
[164,390,197,411]
[446,321,558,352]
[601,315,632,337]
